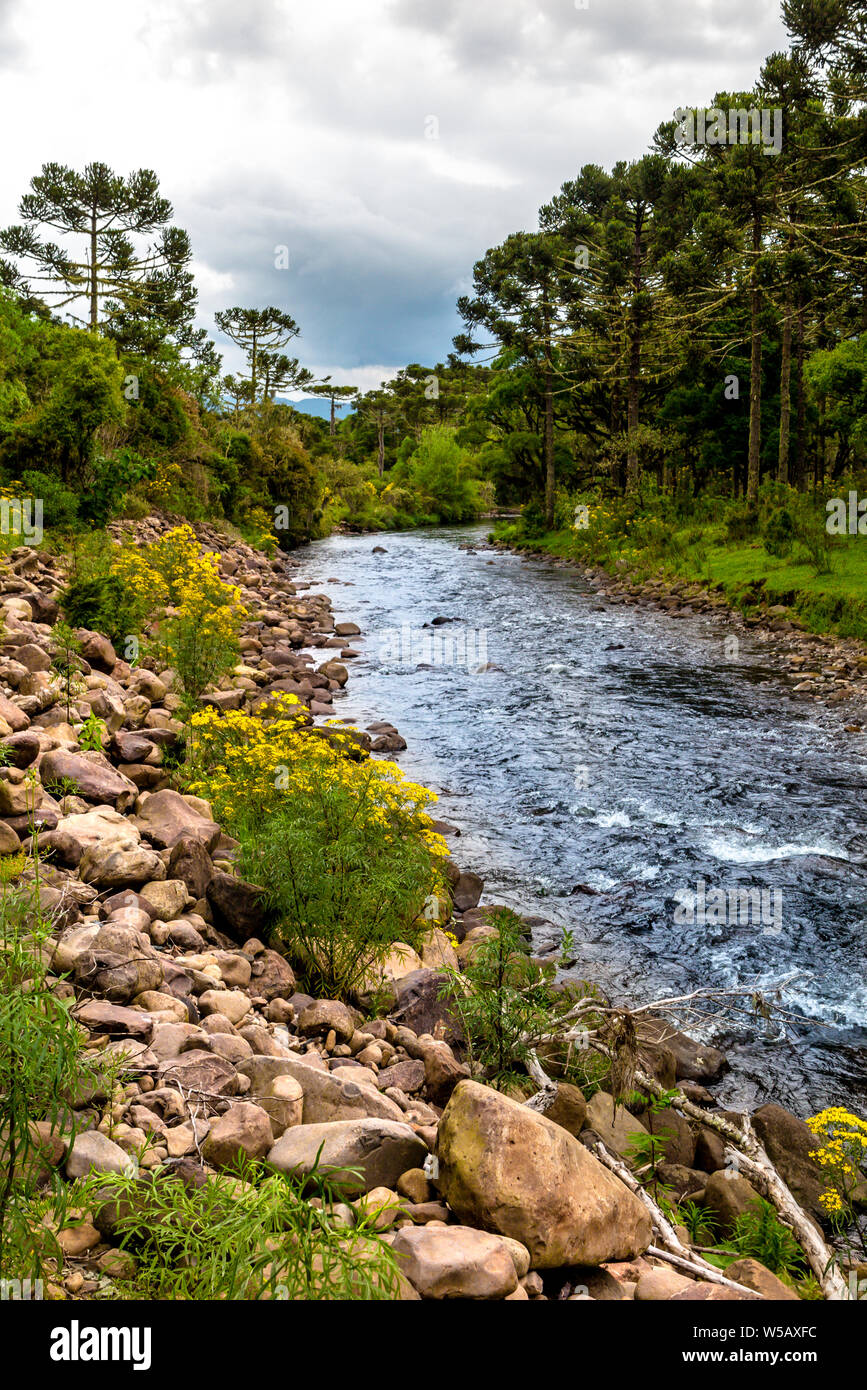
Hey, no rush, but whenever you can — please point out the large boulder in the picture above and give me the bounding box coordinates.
[56,806,139,856]
[77,953,164,1004]
[389,968,465,1046]
[39,750,137,810]
[139,879,193,921]
[157,1050,239,1097]
[703,1170,763,1235]
[75,1001,153,1041]
[293,1061,403,1126]
[168,835,215,899]
[637,1019,727,1083]
[451,870,483,913]
[539,1082,587,1137]
[296,999,357,1043]
[242,1051,402,1125]
[268,1118,428,1195]
[76,630,117,672]
[134,789,221,850]
[79,842,166,890]
[724,1257,800,1301]
[392,1226,518,1300]
[0,694,30,731]
[585,1091,649,1159]
[437,1080,652,1269]
[249,948,296,1001]
[65,1131,137,1180]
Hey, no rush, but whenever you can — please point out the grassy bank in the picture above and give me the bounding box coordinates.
[494,487,867,644]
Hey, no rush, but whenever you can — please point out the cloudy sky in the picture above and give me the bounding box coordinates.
[0,0,788,393]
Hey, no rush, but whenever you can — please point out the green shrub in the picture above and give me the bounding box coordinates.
[729,1199,807,1277]
[763,507,795,557]
[236,770,442,1000]
[0,865,106,1281]
[726,505,760,541]
[59,572,147,648]
[437,909,585,1092]
[82,1158,403,1300]
[18,470,79,530]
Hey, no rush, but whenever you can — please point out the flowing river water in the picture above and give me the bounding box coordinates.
[294,524,867,1115]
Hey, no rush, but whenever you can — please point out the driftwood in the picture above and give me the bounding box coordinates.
[587,1135,763,1297]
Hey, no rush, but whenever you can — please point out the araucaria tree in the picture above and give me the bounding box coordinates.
[0,162,195,340]
[214,306,303,406]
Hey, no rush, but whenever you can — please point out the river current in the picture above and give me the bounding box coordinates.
[294,524,867,1114]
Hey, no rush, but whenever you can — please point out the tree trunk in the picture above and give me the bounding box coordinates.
[626,217,643,495]
[329,395,336,437]
[251,328,258,406]
[544,360,555,529]
[777,298,792,484]
[89,208,98,332]
[746,216,763,503]
[377,420,385,477]
[815,395,826,488]
[794,298,806,488]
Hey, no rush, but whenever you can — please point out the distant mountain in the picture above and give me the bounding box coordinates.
[279,396,356,422]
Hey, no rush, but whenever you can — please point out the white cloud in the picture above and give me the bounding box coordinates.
[0,0,790,376]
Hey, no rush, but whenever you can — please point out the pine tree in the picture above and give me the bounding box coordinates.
[214,306,302,405]
[0,162,195,342]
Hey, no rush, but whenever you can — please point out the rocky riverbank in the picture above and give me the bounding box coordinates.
[0,517,856,1302]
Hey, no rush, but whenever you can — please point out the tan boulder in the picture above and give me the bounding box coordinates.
[268,1118,428,1195]
[139,878,193,921]
[635,1267,696,1300]
[725,1257,799,1301]
[540,1082,587,1137]
[392,1225,518,1299]
[198,989,252,1025]
[133,788,220,850]
[202,1102,274,1170]
[39,749,137,809]
[79,842,166,889]
[437,1080,652,1268]
[585,1091,649,1158]
[56,805,139,855]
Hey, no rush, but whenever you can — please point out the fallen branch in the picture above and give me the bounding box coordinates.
[588,1136,762,1298]
[524,1042,848,1301]
[622,1060,848,1301]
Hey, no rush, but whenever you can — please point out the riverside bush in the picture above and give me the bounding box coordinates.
[438,908,587,1093]
[0,864,104,1281]
[112,524,245,707]
[729,1199,807,1279]
[806,1106,867,1229]
[188,699,448,997]
[81,1159,403,1300]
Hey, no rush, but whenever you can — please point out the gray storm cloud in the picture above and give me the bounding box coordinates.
[0,0,788,386]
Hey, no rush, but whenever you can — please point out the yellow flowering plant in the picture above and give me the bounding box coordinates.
[111,525,246,709]
[188,698,449,999]
[806,1107,867,1227]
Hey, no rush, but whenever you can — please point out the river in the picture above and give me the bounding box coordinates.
[294,524,867,1115]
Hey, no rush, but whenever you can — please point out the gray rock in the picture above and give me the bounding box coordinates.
[268,1118,428,1194]
[65,1131,137,1180]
